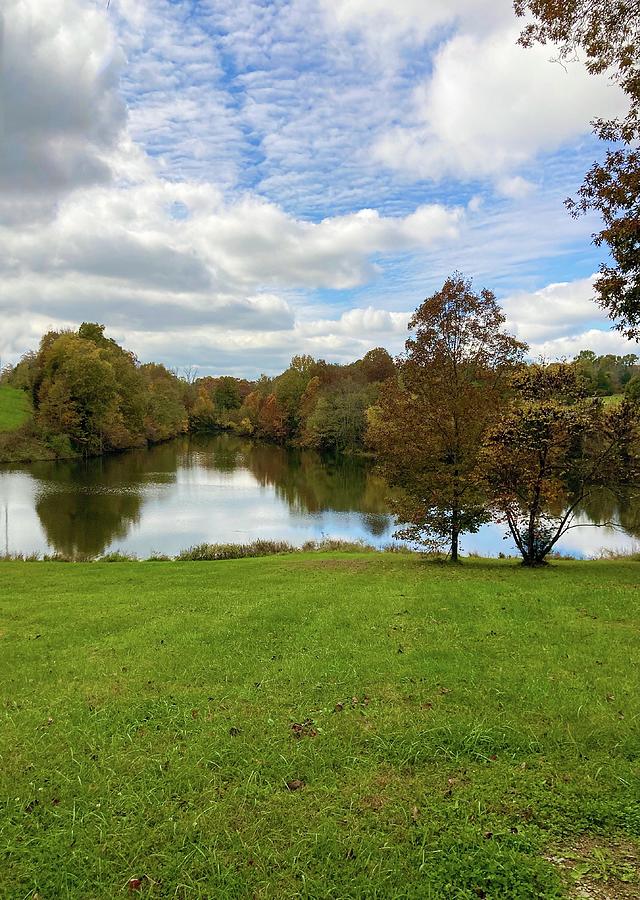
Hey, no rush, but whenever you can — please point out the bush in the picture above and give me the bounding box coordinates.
[300,538,375,552]
[175,540,296,561]
[99,551,139,562]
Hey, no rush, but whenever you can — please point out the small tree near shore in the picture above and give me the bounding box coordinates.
[367,274,526,561]
[483,363,640,566]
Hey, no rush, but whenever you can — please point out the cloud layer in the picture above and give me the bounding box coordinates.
[375,26,627,183]
[0,0,127,223]
[1,0,638,375]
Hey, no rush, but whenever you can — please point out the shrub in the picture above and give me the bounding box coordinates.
[175,540,296,561]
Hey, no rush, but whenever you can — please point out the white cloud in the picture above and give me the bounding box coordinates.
[530,328,640,361]
[0,0,127,221]
[496,176,536,200]
[375,27,627,182]
[0,178,461,295]
[0,175,461,372]
[502,275,604,342]
[321,0,511,46]
[502,276,640,358]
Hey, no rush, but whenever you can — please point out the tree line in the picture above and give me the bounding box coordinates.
[3,319,638,463]
[0,323,395,458]
[2,280,639,567]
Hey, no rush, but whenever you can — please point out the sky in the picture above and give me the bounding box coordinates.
[1,0,638,377]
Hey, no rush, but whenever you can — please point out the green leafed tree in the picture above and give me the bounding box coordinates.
[303,381,373,453]
[37,334,121,455]
[367,274,526,561]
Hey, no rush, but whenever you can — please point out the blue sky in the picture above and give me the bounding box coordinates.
[1,0,637,375]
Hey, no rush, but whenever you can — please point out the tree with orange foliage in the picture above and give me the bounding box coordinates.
[258,393,287,442]
[368,274,526,561]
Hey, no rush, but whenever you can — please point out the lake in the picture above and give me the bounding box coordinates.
[0,433,638,558]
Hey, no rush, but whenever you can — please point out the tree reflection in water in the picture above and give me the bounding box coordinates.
[28,434,393,556]
[4,432,635,557]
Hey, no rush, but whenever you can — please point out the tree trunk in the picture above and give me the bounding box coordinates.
[521,555,547,568]
[450,506,460,562]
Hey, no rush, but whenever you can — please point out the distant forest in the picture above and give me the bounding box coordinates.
[1,321,639,463]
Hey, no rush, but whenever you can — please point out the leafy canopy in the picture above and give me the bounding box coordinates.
[368,273,526,560]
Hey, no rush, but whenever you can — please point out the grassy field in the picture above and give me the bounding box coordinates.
[1,554,638,899]
[0,385,32,432]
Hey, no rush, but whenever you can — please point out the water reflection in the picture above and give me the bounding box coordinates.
[0,434,393,557]
[578,487,640,540]
[0,433,637,558]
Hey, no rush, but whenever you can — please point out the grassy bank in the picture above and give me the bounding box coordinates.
[0,385,32,432]
[0,385,59,463]
[1,554,638,898]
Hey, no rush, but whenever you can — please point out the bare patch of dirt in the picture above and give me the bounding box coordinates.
[545,836,639,899]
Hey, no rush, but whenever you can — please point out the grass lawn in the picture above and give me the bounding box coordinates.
[0,385,32,432]
[1,554,639,898]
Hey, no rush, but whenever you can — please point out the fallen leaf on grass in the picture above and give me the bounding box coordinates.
[127,877,143,891]
[348,696,370,708]
[291,719,318,738]
[286,779,305,791]
[229,726,241,737]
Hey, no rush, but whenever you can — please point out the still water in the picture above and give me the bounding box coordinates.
[0,433,638,558]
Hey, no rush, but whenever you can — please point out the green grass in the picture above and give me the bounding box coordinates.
[601,393,624,407]
[1,554,639,898]
[0,385,32,432]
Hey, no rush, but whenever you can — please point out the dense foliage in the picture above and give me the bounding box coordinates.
[483,363,640,565]
[1,326,394,460]
[367,274,526,560]
[4,324,188,458]
[572,348,639,395]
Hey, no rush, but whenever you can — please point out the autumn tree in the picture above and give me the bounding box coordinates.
[360,347,395,384]
[367,274,526,561]
[37,333,122,455]
[18,324,190,457]
[626,372,640,399]
[515,0,640,336]
[483,362,640,565]
[258,393,287,442]
[189,386,217,431]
